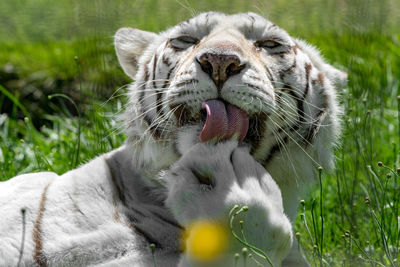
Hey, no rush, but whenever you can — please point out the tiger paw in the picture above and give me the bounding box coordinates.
[164,140,293,266]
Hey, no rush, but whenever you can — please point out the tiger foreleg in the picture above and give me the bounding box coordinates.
[163,141,293,267]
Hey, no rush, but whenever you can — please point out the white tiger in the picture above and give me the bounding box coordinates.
[0,12,346,267]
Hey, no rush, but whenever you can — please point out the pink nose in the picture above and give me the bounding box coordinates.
[197,53,246,90]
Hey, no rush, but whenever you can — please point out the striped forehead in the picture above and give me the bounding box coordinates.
[167,12,288,41]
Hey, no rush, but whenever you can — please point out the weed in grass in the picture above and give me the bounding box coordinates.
[229,205,274,267]
[234,253,240,267]
[150,243,157,267]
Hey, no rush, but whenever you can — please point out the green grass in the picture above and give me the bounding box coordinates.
[0,84,125,178]
[295,32,400,266]
[1,0,400,266]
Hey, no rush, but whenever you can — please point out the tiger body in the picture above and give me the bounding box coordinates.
[1,147,181,266]
[0,12,345,266]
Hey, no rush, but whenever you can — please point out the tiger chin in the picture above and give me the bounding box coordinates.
[0,12,346,267]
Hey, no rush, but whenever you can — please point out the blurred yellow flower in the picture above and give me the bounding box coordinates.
[184,220,228,261]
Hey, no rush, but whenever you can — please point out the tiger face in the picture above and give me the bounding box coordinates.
[115,12,345,192]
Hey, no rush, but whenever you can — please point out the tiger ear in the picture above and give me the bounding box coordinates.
[115,27,158,79]
[294,38,348,89]
[321,63,348,89]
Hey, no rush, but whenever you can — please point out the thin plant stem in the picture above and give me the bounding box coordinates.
[318,167,324,262]
[229,206,274,267]
[17,208,26,267]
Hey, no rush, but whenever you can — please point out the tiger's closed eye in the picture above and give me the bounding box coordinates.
[255,40,281,49]
[169,35,199,50]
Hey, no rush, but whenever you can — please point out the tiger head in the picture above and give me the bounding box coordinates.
[115,12,346,187]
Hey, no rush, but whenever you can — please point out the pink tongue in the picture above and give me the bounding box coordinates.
[200,100,249,143]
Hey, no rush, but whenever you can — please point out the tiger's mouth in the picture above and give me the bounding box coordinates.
[174,99,262,145]
[199,99,249,143]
